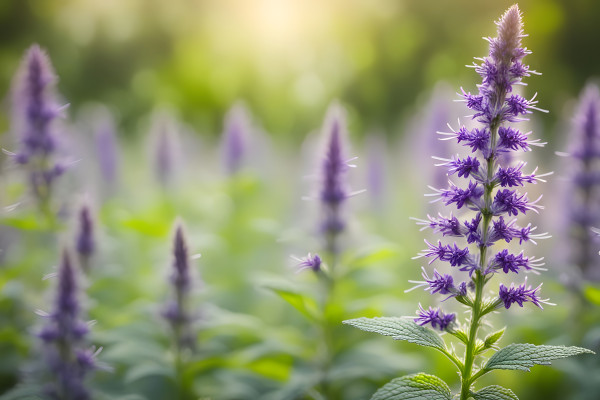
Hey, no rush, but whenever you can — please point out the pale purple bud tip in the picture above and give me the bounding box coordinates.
[491,4,525,65]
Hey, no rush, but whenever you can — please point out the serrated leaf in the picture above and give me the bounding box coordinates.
[484,343,595,372]
[343,317,446,352]
[472,385,519,400]
[371,373,452,400]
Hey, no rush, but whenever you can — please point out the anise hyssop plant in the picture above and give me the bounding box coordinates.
[344,5,593,400]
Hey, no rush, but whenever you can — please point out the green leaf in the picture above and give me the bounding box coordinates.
[484,343,595,372]
[343,317,446,352]
[483,328,505,349]
[583,284,600,306]
[472,385,519,400]
[346,245,399,268]
[264,284,319,321]
[371,373,452,400]
[125,363,174,383]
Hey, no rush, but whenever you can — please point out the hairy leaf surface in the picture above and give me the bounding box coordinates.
[343,317,445,351]
[484,343,594,372]
[371,373,452,400]
[472,385,519,400]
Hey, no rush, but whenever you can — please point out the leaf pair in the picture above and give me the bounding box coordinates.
[369,374,519,400]
[344,317,595,399]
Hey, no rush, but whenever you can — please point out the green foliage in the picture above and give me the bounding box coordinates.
[483,329,505,350]
[484,344,595,372]
[263,282,320,321]
[371,373,452,400]
[343,317,446,352]
[471,385,519,400]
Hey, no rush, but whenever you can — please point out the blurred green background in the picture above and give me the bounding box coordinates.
[0,0,598,142]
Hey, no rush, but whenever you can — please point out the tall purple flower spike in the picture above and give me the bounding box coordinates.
[152,113,178,188]
[95,112,119,186]
[222,104,250,175]
[37,251,98,399]
[411,5,552,331]
[319,106,358,255]
[560,84,600,281]
[163,222,197,351]
[76,203,95,271]
[10,44,67,209]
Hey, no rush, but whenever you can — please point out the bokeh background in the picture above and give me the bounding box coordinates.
[0,0,598,142]
[1,1,600,399]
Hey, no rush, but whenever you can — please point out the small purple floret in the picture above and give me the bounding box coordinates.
[415,305,455,331]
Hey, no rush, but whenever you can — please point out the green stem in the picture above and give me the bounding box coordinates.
[317,250,337,398]
[459,123,499,399]
[460,271,485,400]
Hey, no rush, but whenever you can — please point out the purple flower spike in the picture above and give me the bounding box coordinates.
[95,111,120,186]
[38,250,98,399]
[163,221,197,351]
[171,224,191,292]
[151,113,180,187]
[222,103,251,175]
[410,5,551,345]
[10,44,69,209]
[560,84,600,281]
[318,106,357,254]
[76,203,95,271]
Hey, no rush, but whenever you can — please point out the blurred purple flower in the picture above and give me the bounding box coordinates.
[10,44,68,208]
[94,113,119,186]
[76,203,95,270]
[293,253,322,273]
[560,84,600,280]
[37,250,98,399]
[221,103,251,175]
[163,221,197,351]
[152,114,178,187]
[318,106,358,254]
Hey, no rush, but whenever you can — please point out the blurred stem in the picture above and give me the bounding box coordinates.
[316,249,337,398]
